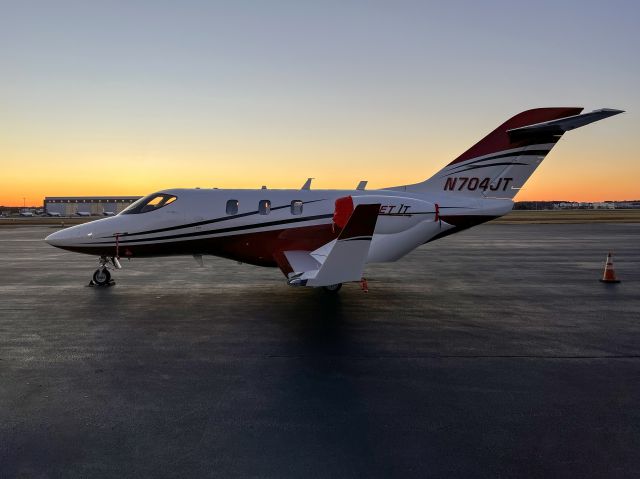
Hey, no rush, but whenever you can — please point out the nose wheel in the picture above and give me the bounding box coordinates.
[89,256,119,287]
[92,268,111,286]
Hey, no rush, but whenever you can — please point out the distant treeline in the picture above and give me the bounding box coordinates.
[515,201,566,210]
[514,201,640,210]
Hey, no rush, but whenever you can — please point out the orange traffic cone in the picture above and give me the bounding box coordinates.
[600,252,621,283]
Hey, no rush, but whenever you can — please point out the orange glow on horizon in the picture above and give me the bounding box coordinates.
[3,116,637,206]
[2,149,638,206]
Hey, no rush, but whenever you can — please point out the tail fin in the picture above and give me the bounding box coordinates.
[387,107,623,199]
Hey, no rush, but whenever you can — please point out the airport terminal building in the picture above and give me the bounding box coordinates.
[44,196,141,216]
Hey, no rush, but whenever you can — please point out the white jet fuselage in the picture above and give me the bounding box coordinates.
[45,188,512,267]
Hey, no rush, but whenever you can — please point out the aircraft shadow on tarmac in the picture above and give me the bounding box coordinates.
[81,283,391,473]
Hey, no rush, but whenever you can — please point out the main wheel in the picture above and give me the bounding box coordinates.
[322,283,342,293]
[92,268,111,286]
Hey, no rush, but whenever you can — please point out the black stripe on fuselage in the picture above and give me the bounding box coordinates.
[341,236,372,242]
[104,198,327,239]
[445,149,550,173]
[448,162,529,174]
[87,213,335,245]
[379,211,436,216]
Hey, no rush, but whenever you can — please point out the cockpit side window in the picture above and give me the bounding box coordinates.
[120,193,177,215]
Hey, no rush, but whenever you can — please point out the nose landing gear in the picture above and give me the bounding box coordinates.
[90,256,119,287]
[92,267,111,286]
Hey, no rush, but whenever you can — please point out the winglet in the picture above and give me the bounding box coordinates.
[337,203,380,241]
[306,203,380,287]
[301,178,314,190]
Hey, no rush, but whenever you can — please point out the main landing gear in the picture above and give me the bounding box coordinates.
[90,256,121,287]
[322,278,368,294]
[322,283,342,293]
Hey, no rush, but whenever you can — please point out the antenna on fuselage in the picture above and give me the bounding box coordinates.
[301,178,314,190]
[356,180,368,191]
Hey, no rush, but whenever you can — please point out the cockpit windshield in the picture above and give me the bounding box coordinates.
[119,193,177,215]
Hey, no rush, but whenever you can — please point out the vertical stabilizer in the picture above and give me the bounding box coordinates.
[386,107,623,199]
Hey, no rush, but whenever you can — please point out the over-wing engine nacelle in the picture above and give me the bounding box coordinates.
[353,195,436,235]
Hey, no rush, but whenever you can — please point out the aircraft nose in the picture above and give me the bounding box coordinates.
[45,224,93,248]
[45,219,118,250]
[45,228,72,247]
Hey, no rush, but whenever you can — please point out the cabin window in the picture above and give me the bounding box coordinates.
[291,200,303,215]
[120,193,177,215]
[226,199,239,215]
[259,200,271,215]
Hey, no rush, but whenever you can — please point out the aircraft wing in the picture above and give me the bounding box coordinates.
[283,203,380,287]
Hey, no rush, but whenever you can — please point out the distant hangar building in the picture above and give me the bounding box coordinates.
[44,196,141,216]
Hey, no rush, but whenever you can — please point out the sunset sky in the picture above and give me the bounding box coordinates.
[2,1,639,206]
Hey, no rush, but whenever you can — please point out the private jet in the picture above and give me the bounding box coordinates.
[45,107,623,291]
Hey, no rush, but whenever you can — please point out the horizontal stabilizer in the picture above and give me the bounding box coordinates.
[508,108,624,141]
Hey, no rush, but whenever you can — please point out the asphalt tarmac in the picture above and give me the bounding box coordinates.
[1,224,639,478]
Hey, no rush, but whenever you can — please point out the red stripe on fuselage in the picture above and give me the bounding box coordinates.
[56,223,338,267]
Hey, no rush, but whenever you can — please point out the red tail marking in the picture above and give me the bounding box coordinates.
[449,107,583,165]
